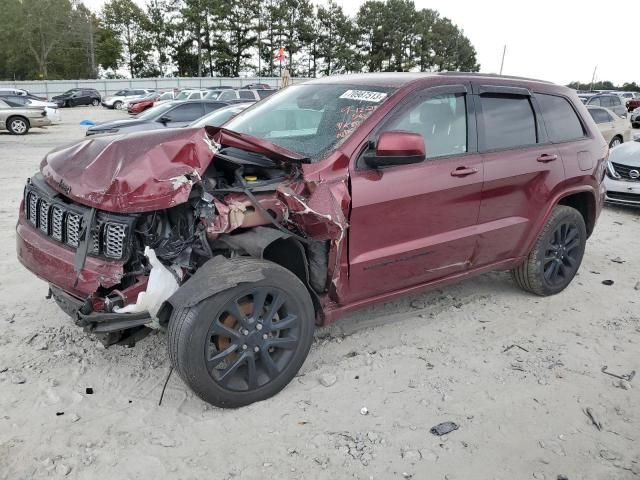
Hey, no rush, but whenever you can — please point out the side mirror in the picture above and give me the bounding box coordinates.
[364,131,426,168]
[159,115,172,124]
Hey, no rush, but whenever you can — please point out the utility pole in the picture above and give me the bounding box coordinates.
[590,65,597,92]
[499,44,506,75]
[88,18,96,78]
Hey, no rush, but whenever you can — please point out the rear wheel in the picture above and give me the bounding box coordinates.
[7,116,29,135]
[113,101,122,110]
[91,98,99,106]
[168,259,315,408]
[609,136,622,148]
[512,205,586,296]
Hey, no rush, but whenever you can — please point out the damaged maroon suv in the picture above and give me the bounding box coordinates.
[17,73,606,407]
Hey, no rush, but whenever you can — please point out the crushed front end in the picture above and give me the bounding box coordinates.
[16,127,349,341]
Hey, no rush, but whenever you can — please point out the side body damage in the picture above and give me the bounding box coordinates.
[17,126,349,333]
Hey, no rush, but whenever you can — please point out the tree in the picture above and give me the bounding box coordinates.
[356,1,388,72]
[317,1,358,75]
[102,0,152,77]
[146,0,175,76]
[222,0,261,76]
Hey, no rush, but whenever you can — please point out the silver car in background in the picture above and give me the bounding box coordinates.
[0,98,51,135]
[604,141,640,206]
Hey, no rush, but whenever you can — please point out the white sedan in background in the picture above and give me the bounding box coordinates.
[605,139,640,206]
[0,95,61,123]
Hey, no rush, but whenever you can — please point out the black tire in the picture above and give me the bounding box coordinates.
[113,101,122,110]
[511,205,586,296]
[609,135,623,148]
[6,116,30,135]
[168,258,315,408]
[91,98,100,106]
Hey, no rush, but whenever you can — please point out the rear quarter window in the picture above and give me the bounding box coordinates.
[478,94,537,150]
[536,94,585,142]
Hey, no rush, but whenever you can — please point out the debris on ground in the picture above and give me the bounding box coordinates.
[610,257,625,264]
[318,373,337,387]
[360,407,369,416]
[430,421,459,436]
[583,407,602,431]
[601,365,636,382]
[601,280,615,286]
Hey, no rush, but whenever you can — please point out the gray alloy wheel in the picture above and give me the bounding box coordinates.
[7,117,29,135]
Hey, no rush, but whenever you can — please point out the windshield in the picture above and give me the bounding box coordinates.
[136,102,174,120]
[204,90,221,100]
[175,91,195,100]
[191,105,248,128]
[224,84,396,161]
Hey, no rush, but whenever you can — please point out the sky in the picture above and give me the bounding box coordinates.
[82,0,637,86]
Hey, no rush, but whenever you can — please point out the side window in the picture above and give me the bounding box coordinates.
[601,96,613,107]
[611,96,621,106]
[204,103,222,113]
[219,91,236,101]
[478,94,537,150]
[167,103,204,122]
[384,93,467,158]
[536,94,585,142]
[589,97,601,106]
[239,90,255,100]
[588,108,609,124]
[190,92,201,99]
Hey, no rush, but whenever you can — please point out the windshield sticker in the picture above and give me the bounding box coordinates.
[339,90,388,103]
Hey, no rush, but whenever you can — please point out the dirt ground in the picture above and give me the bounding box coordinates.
[0,108,639,480]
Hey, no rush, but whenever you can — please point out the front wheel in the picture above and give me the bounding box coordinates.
[609,136,622,148]
[7,116,29,135]
[512,205,586,296]
[92,99,99,106]
[168,259,315,408]
[113,101,122,110]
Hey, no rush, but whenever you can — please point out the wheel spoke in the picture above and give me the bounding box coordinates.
[252,289,267,321]
[210,320,241,340]
[266,336,298,351]
[565,238,580,252]
[259,348,279,378]
[227,300,250,329]
[544,261,558,281]
[563,254,577,268]
[263,293,285,328]
[270,314,298,332]
[543,255,556,264]
[207,343,238,369]
[246,354,258,389]
[218,352,247,386]
[564,227,578,245]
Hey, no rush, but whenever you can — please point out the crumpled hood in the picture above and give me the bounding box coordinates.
[40,127,217,213]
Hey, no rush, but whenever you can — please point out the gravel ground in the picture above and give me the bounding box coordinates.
[0,107,639,480]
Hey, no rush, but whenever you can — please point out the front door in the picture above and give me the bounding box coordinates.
[346,84,483,303]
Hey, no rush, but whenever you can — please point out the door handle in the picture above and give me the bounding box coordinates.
[450,167,479,177]
[537,154,558,163]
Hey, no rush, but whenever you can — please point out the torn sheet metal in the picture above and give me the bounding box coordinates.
[40,127,216,213]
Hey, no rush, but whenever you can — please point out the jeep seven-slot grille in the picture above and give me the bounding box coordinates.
[24,187,131,260]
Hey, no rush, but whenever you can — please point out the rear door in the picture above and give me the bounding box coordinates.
[347,84,483,303]
[588,107,615,143]
[471,84,565,266]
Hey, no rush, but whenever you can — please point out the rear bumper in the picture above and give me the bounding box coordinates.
[16,211,126,298]
[30,117,51,128]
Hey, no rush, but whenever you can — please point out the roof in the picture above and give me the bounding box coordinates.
[305,72,555,89]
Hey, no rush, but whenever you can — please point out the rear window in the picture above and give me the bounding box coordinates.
[588,108,612,124]
[536,94,585,142]
[239,90,255,100]
[479,94,537,150]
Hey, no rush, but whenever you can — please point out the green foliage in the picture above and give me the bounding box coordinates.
[0,0,485,80]
[567,80,640,92]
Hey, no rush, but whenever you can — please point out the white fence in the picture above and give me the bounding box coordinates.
[0,77,307,98]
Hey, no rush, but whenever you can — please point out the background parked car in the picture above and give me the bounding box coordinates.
[243,83,272,89]
[102,89,154,110]
[631,109,640,128]
[0,94,61,122]
[86,100,236,136]
[585,94,627,117]
[587,106,631,148]
[0,88,29,97]
[188,102,253,128]
[203,89,272,101]
[174,89,207,101]
[0,99,51,135]
[51,88,101,108]
[625,98,640,112]
[125,92,160,114]
[604,141,640,206]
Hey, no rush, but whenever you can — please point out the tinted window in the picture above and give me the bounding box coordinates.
[239,90,255,100]
[479,94,537,150]
[190,92,201,99]
[257,90,275,99]
[588,108,612,124]
[203,102,224,113]
[588,97,601,106]
[385,93,467,158]
[536,94,584,142]
[167,103,204,122]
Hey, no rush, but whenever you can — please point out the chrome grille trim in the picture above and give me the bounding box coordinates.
[104,223,127,259]
[38,200,50,234]
[51,206,64,241]
[66,213,81,247]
